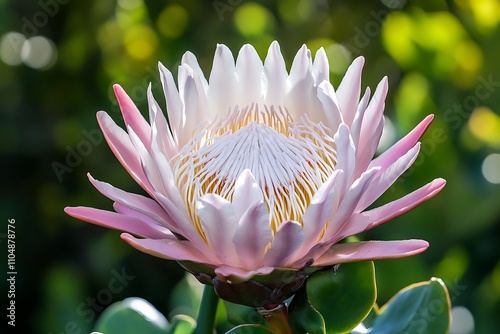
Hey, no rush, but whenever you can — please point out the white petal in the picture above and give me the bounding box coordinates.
[236,44,264,106]
[158,62,182,144]
[349,86,371,149]
[88,173,180,233]
[232,201,272,269]
[356,143,421,211]
[208,44,236,113]
[214,266,274,283]
[299,170,342,256]
[121,233,211,263]
[154,192,217,262]
[128,126,166,195]
[197,194,239,265]
[316,80,343,131]
[264,220,304,267]
[336,56,365,126]
[65,206,170,239]
[312,47,329,85]
[178,65,210,147]
[324,167,380,240]
[181,51,208,91]
[313,240,429,266]
[338,178,446,239]
[147,84,178,160]
[232,169,264,219]
[356,77,388,171]
[333,124,357,194]
[264,41,287,106]
[286,44,314,119]
[96,111,154,195]
[369,115,434,172]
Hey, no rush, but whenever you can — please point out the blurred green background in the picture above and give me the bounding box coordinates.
[1,0,499,333]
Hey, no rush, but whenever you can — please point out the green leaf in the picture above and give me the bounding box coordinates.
[224,301,264,326]
[369,277,451,334]
[167,314,196,334]
[306,262,377,334]
[94,297,168,334]
[225,324,276,334]
[288,284,326,334]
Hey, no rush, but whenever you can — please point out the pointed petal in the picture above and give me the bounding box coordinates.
[181,51,208,91]
[113,202,173,237]
[153,192,216,261]
[197,194,239,265]
[232,169,264,219]
[236,44,263,106]
[264,220,304,267]
[359,77,388,141]
[286,44,314,119]
[113,85,151,145]
[96,111,154,194]
[208,44,236,113]
[314,240,429,266]
[324,167,380,240]
[356,143,421,211]
[336,56,365,126]
[178,65,210,147]
[333,124,357,193]
[264,41,287,106]
[338,178,446,239]
[159,62,182,144]
[349,86,371,149]
[88,173,180,233]
[369,115,434,171]
[65,206,170,239]
[147,84,178,159]
[357,117,385,176]
[121,233,210,263]
[299,170,342,255]
[316,80,343,131]
[128,126,166,195]
[232,201,273,269]
[214,266,274,283]
[312,47,330,85]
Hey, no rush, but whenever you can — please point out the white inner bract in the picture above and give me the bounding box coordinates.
[173,104,337,234]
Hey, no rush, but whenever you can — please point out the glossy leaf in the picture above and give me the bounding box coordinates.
[224,301,264,326]
[369,277,451,334]
[94,297,168,334]
[226,324,276,334]
[306,262,376,333]
[288,284,326,334]
[167,314,196,334]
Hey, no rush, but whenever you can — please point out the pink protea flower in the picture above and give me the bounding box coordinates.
[65,42,445,306]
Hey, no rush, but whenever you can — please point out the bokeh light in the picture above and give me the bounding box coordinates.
[20,36,57,70]
[450,306,475,334]
[234,3,274,36]
[468,107,500,146]
[157,4,189,38]
[0,32,25,66]
[482,153,500,184]
[123,25,158,61]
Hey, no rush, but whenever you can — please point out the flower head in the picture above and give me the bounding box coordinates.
[65,42,445,306]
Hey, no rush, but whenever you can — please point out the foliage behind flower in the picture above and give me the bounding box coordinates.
[65,41,445,306]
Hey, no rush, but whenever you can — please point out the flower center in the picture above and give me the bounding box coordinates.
[172,104,337,234]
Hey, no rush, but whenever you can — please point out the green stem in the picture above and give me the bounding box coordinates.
[260,304,293,334]
[195,285,219,334]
